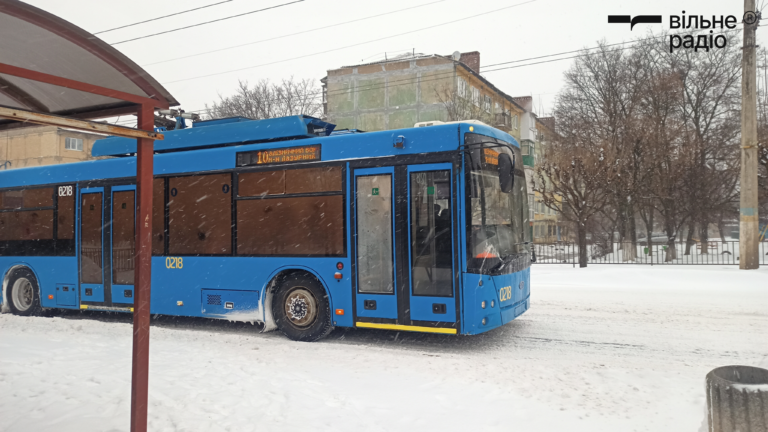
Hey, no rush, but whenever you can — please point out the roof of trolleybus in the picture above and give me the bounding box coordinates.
[0,116,519,189]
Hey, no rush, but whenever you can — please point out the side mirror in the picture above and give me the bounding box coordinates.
[498,153,514,193]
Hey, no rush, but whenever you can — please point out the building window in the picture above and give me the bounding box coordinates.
[65,137,83,151]
[457,78,467,98]
[494,102,501,113]
[471,87,480,106]
[483,95,491,113]
[511,114,519,130]
[528,194,535,221]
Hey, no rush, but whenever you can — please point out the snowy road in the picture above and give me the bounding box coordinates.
[1,265,766,432]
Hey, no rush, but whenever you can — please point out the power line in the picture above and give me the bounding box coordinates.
[311,27,743,100]
[163,0,537,84]
[118,28,741,121]
[142,0,446,67]
[94,0,234,35]
[480,27,741,70]
[110,0,305,45]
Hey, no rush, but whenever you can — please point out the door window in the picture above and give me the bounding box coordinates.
[356,175,394,294]
[80,193,103,284]
[410,170,453,297]
[112,191,135,285]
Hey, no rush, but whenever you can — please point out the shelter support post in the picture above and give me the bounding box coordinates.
[130,103,155,432]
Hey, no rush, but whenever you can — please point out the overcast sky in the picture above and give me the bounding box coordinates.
[24,0,764,123]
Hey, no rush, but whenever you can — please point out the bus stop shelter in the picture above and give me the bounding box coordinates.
[0,1,178,431]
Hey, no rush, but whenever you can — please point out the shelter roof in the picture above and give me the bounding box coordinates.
[0,0,178,128]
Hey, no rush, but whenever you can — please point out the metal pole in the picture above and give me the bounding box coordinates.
[740,0,760,269]
[130,104,155,432]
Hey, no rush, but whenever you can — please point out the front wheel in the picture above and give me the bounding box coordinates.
[272,274,333,342]
[7,269,42,316]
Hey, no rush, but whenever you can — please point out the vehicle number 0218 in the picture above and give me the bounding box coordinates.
[165,257,183,269]
[58,186,73,197]
[499,286,512,302]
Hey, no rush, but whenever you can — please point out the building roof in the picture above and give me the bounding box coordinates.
[329,52,526,114]
[454,61,526,114]
[0,0,178,126]
[338,52,437,69]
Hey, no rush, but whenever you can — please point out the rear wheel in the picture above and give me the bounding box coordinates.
[272,274,333,342]
[7,269,42,316]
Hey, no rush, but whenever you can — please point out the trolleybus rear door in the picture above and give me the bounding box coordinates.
[353,167,398,320]
[405,164,457,324]
[110,185,136,305]
[79,188,105,305]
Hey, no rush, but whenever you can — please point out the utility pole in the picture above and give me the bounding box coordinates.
[740,0,760,269]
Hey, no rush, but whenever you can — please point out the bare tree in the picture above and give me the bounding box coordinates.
[206,77,322,120]
[542,31,744,266]
[536,142,614,267]
[667,33,741,254]
[435,85,496,124]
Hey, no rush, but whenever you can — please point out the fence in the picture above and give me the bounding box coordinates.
[533,240,768,265]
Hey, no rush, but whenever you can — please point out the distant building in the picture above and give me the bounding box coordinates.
[0,126,104,170]
[322,51,525,141]
[510,97,564,243]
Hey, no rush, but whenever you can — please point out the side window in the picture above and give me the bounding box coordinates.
[57,186,75,240]
[237,166,344,256]
[238,170,285,197]
[0,188,55,242]
[168,174,232,255]
[0,186,74,256]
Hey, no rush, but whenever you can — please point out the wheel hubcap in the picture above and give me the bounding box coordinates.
[12,278,34,312]
[284,288,317,328]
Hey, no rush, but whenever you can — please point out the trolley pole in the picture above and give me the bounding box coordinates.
[130,103,155,432]
[740,0,760,269]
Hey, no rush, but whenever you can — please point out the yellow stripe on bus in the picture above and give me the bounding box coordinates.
[80,304,133,312]
[355,322,457,334]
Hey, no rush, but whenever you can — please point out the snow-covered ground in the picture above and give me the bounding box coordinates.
[1,265,766,432]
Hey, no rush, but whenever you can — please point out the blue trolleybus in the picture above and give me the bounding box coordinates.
[0,115,531,341]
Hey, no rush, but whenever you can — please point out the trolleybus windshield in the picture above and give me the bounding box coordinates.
[465,133,530,274]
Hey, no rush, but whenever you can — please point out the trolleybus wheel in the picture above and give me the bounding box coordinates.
[272,273,333,342]
[7,269,42,316]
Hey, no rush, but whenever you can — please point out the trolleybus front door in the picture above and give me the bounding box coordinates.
[405,163,457,324]
[354,163,458,331]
